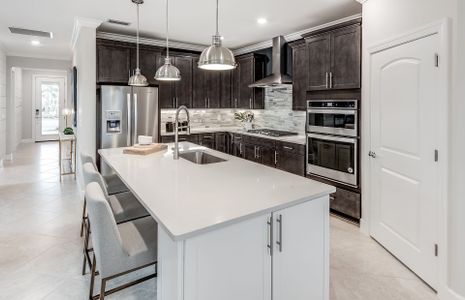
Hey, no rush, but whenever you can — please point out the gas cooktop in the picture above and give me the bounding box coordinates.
[247,129,299,137]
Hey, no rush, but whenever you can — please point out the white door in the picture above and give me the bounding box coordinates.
[34,77,65,141]
[273,197,329,300]
[369,33,440,288]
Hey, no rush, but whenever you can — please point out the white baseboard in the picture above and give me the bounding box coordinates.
[359,218,369,236]
[21,138,34,143]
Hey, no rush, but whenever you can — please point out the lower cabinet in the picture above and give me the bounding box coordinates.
[157,196,330,300]
[330,187,361,219]
[275,142,306,176]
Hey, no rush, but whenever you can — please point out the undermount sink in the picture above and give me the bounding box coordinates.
[179,151,226,165]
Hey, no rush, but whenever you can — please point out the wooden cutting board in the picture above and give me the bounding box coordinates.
[123,143,168,155]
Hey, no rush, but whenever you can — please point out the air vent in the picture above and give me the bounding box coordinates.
[107,19,131,26]
[9,27,53,38]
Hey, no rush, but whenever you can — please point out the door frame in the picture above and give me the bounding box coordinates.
[361,18,449,296]
[32,74,67,142]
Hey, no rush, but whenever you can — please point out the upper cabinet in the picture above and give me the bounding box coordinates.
[303,21,361,91]
[289,40,308,111]
[97,40,132,84]
[233,54,266,109]
[97,39,161,85]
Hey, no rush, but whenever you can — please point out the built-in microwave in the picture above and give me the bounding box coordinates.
[307,100,358,137]
[307,133,358,187]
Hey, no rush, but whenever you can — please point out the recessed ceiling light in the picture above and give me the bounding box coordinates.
[31,40,40,46]
[257,18,268,25]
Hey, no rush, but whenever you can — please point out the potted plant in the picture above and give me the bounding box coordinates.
[234,111,254,131]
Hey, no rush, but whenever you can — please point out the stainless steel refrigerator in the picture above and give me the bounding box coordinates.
[97,85,159,174]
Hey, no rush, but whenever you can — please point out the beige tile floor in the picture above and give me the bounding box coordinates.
[0,142,438,300]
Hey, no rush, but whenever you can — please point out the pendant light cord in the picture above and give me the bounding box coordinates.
[166,0,170,59]
[216,0,219,36]
[136,3,140,69]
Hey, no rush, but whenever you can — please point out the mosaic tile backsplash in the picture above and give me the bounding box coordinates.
[160,86,306,134]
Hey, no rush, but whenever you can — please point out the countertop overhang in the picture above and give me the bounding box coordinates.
[99,142,335,241]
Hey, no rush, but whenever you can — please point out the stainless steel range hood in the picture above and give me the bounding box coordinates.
[249,36,292,88]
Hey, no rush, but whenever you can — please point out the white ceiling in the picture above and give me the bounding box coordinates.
[0,0,361,60]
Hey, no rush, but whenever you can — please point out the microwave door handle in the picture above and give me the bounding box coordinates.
[127,93,131,146]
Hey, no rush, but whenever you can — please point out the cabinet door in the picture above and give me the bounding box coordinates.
[220,70,232,108]
[97,44,131,83]
[132,48,160,85]
[258,145,276,167]
[156,55,175,108]
[173,56,193,107]
[232,63,241,108]
[206,72,221,108]
[330,24,361,89]
[273,197,329,300]
[275,142,306,176]
[238,57,254,109]
[214,132,229,153]
[231,134,243,157]
[192,59,207,108]
[183,214,271,300]
[199,133,215,149]
[244,143,258,162]
[306,34,330,91]
[291,42,308,111]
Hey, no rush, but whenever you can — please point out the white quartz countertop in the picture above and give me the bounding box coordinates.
[99,142,334,240]
[161,127,307,145]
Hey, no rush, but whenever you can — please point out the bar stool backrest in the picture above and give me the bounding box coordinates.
[85,182,125,278]
[82,162,110,197]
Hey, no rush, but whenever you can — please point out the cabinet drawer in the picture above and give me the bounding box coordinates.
[276,141,305,156]
[330,187,361,219]
[242,135,276,148]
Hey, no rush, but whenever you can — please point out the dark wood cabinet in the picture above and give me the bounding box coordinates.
[330,187,361,219]
[289,40,308,111]
[192,59,230,109]
[131,47,161,85]
[231,134,244,157]
[330,25,361,90]
[242,136,277,167]
[97,41,132,84]
[173,56,193,107]
[233,54,266,109]
[157,54,195,109]
[198,133,215,149]
[220,71,233,108]
[192,59,207,108]
[215,132,230,153]
[275,142,306,176]
[304,22,361,91]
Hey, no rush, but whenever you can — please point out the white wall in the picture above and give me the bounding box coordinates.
[72,24,97,184]
[10,67,22,152]
[361,0,464,299]
[0,44,6,159]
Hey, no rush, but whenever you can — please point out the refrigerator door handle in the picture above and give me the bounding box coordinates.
[133,93,138,145]
[127,93,131,146]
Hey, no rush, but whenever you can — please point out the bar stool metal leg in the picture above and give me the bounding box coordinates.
[80,197,87,237]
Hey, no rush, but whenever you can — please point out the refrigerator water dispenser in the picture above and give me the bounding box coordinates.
[106,110,122,134]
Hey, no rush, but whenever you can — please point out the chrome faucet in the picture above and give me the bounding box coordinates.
[173,105,190,159]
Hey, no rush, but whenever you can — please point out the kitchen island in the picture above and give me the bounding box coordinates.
[99,142,335,300]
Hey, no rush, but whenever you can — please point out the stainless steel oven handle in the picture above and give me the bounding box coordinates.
[127,93,131,146]
[307,133,357,144]
[307,109,356,115]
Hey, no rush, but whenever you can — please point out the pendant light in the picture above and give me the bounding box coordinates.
[155,0,181,81]
[128,0,149,86]
[198,0,236,71]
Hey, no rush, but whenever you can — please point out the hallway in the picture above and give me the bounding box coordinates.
[0,142,438,299]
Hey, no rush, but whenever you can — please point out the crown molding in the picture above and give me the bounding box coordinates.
[71,17,103,50]
[233,13,362,55]
[96,32,207,53]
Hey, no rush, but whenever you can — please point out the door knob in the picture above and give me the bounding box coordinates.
[368,151,377,158]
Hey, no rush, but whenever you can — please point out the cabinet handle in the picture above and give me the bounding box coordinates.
[205,97,208,108]
[325,72,329,89]
[235,98,238,108]
[249,98,253,109]
[274,150,278,165]
[239,143,243,155]
[283,146,293,151]
[329,72,333,89]
[208,98,210,108]
[256,147,261,159]
[267,216,273,256]
[276,214,283,252]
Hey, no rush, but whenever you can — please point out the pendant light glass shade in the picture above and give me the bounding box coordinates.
[198,0,236,71]
[155,0,181,81]
[129,0,148,86]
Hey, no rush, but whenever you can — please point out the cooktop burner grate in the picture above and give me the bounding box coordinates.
[247,129,298,137]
